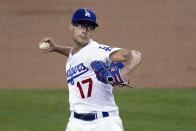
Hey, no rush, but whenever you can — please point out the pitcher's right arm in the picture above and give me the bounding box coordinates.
[39,37,72,57]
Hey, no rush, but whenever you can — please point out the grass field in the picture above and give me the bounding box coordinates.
[0,88,195,131]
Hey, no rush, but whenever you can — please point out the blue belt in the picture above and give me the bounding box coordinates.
[74,112,109,121]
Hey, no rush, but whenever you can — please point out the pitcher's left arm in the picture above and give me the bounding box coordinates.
[109,49,142,81]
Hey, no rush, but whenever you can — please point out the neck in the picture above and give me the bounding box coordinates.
[72,41,89,55]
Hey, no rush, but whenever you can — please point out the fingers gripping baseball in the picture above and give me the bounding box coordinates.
[39,37,56,53]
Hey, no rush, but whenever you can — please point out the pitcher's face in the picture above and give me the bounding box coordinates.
[70,21,95,46]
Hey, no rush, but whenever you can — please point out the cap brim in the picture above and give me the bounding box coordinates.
[73,19,98,27]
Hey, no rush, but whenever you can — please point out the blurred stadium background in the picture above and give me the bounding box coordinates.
[0,0,196,131]
[0,0,196,88]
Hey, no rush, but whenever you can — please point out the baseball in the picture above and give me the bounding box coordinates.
[39,42,50,51]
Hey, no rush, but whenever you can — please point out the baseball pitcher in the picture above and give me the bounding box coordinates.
[39,8,141,131]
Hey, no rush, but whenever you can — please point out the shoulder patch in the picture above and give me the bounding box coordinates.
[98,45,112,52]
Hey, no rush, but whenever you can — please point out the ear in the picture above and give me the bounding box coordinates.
[69,24,73,31]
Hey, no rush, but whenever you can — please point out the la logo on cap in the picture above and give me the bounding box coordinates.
[84,9,91,17]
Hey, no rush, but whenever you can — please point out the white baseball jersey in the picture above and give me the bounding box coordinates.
[66,39,121,113]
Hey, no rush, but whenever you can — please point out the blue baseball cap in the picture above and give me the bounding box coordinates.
[71,8,98,27]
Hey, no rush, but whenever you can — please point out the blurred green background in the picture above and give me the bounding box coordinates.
[0,88,195,131]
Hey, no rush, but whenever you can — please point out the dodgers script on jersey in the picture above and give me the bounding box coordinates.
[66,39,121,114]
